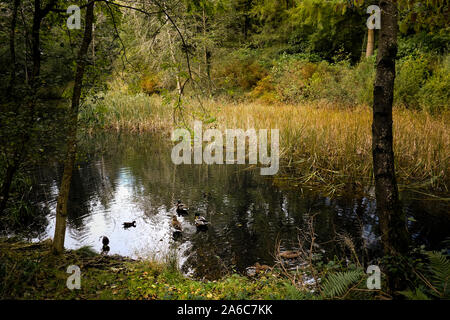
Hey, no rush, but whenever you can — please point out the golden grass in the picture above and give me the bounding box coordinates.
[213,100,448,192]
[90,93,449,193]
[87,92,172,132]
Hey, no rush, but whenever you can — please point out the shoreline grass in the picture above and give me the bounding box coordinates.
[2,239,446,300]
[81,92,449,194]
[0,239,315,300]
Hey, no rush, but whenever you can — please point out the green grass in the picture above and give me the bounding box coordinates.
[0,239,313,300]
[0,239,376,300]
[2,239,446,300]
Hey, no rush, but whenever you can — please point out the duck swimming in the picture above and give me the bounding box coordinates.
[101,236,110,255]
[194,212,209,230]
[102,236,109,246]
[172,216,182,232]
[176,200,189,216]
[123,221,136,229]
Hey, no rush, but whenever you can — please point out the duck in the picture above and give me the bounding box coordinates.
[172,215,182,232]
[101,236,109,246]
[123,221,136,229]
[194,212,209,230]
[254,262,271,273]
[246,262,272,276]
[176,200,189,216]
[101,236,110,255]
[102,245,110,255]
[279,250,300,259]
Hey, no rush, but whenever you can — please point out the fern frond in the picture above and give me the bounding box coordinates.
[321,269,364,299]
[399,288,431,300]
[427,251,450,298]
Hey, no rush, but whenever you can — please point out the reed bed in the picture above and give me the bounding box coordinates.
[82,92,172,133]
[211,100,449,192]
[85,92,449,193]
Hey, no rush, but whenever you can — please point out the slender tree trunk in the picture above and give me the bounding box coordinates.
[92,23,95,67]
[372,0,409,292]
[8,0,21,92]
[0,0,21,213]
[0,161,19,214]
[0,0,57,215]
[31,0,41,84]
[1,0,40,214]
[366,28,375,57]
[202,7,212,95]
[52,1,95,254]
[167,28,181,95]
[20,6,29,84]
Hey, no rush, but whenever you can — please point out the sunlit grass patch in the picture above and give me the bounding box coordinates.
[209,100,448,193]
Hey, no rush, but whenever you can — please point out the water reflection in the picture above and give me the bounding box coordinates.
[22,132,450,280]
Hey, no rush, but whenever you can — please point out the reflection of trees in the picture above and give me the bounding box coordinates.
[402,193,450,251]
[27,132,450,278]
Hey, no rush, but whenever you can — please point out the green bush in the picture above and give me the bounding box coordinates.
[395,55,431,108]
[418,55,450,114]
[267,55,375,106]
[214,50,447,114]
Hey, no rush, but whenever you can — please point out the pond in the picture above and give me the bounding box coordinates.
[20,132,450,280]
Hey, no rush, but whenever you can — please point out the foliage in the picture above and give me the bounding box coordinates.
[1,240,448,300]
[395,54,431,108]
[418,55,450,114]
[80,92,170,132]
[398,250,450,300]
[0,239,313,300]
[426,251,450,298]
[321,269,365,299]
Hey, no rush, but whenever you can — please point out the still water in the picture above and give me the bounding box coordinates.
[24,133,450,279]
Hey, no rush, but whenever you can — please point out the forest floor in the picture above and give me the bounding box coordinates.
[0,239,315,300]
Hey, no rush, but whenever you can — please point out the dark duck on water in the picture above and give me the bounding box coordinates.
[123,221,136,229]
[176,200,189,216]
[101,236,110,255]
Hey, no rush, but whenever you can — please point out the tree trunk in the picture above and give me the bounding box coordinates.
[0,160,19,214]
[366,28,374,57]
[0,0,21,213]
[202,7,211,95]
[8,0,21,92]
[52,1,95,254]
[31,0,41,84]
[0,0,45,215]
[372,0,409,292]
[167,28,181,95]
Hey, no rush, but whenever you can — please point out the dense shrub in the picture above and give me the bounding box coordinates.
[395,55,431,108]
[394,53,449,113]
[214,49,268,95]
[418,55,450,114]
[140,74,162,95]
[250,55,375,107]
[244,52,448,114]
